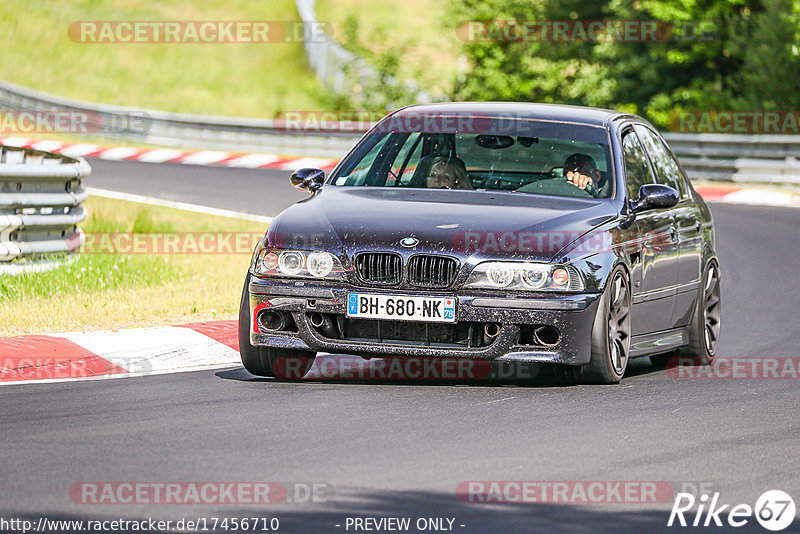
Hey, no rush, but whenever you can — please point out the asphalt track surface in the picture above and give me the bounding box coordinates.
[1,160,799,533]
[86,159,307,215]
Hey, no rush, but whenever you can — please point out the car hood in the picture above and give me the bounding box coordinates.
[269,187,619,262]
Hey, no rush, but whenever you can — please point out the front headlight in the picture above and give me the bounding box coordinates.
[465,262,583,291]
[254,249,345,280]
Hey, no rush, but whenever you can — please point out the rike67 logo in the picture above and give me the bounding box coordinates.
[668,490,796,531]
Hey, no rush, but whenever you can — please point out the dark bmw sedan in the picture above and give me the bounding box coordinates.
[238,103,721,384]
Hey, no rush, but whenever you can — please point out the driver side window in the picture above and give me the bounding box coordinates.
[622,131,654,200]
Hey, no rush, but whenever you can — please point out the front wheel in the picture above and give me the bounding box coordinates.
[580,266,632,384]
[238,273,316,379]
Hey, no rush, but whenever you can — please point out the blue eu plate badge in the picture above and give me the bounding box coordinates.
[348,293,359,315]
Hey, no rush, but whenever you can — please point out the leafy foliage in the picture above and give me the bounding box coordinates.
[447,0,800,127]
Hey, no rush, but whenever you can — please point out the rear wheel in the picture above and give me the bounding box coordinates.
[678,260,720,365]
[580,266,631,384]
[238,273,316,379]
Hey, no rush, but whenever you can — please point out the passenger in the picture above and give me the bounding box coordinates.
[426,156,473,190]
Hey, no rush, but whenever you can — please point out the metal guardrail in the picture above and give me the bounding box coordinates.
[294,0,435,106]
[0,145,89,274]
[295,0,363,93]
[662,133,800,183]
[0,79,359,158]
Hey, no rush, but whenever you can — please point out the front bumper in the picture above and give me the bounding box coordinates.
[248,277,601,366]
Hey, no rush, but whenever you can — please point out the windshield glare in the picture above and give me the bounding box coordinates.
[332,120,614,199]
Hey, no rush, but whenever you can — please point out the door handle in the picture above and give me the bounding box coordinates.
[670,226,678,240]
[695,221,702,232]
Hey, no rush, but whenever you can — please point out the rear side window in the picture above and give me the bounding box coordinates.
[621,131,654,199]
[634,125,684,195]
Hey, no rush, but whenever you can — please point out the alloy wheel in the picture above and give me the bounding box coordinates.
[703,263,721,355]
[608,272,631,375]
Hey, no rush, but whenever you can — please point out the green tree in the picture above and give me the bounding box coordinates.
[447,0,800,127]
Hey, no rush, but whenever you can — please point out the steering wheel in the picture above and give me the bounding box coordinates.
[516,178,595,198]
[549,166,565,180]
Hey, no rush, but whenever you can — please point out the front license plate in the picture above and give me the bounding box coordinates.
[346,293,456,323]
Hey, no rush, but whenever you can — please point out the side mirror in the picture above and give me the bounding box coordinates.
[631,184,679,213]
[290,167,325,193]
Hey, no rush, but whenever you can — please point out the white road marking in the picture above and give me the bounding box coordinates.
[87,187,274,223]
[477,396,516,405]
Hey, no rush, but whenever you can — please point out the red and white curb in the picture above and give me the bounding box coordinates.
[693,185,800,208]
[0,136,339,172]
[0,321,379,386]
[0,321,240,385]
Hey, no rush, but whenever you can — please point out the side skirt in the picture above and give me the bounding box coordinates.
[629,327,690,358]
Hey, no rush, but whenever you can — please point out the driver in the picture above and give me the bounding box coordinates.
[563,153,601,195]
[426,156,473,190]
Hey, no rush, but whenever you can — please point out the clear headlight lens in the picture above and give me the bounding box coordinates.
[487,264,515,287]
[465,262,583,291]
[255,249,345,280]
[520,264,548,289]
[307,252,334,277]
[277,251,304,275]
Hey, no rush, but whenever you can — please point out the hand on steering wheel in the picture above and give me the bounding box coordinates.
[566,171,598,196]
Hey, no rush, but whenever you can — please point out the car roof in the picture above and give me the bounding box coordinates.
[388,102,626,128]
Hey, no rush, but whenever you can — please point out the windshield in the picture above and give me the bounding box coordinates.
[331,117,614,199]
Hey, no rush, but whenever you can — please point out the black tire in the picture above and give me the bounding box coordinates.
[551,365,578,386]
[238,273,316,379]
[580,266,632,384]
[677,260,720,365]
[268,349,316,380]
